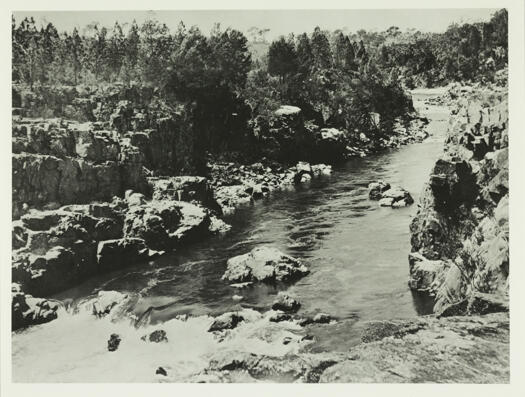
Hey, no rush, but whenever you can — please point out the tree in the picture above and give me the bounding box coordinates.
[108,22,125,81]
[267,36,298,81]
[296,33,313,76]
[333,33,356,71]
[85,24,108,81]
[37,23,59,83]
[209,26,252,92]
[311,27,332,70]
[13,17,42,89]
[122,20,140,82]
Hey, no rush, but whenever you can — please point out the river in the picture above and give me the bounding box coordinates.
[12,91,450,382]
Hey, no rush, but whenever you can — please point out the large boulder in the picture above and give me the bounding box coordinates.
[96,238,149,271]
[123,201,182,250]
[222,246,309,283]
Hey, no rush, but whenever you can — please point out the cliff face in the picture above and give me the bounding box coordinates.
[12,85,197,219]
[409,83,509,314]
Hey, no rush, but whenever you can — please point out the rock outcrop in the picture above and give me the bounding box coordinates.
[12,84,198,220]
[409,83,509,314]
[11,196,213,303]
[196,312,509,383]
[320,313,509,383]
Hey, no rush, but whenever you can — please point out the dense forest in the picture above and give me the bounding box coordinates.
[11,9,507,165]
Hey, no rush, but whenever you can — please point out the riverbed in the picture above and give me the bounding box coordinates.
[12,91,450,382]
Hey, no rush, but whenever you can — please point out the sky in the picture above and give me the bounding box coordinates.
[12,9,499,38]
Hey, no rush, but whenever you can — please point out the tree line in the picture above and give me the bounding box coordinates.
[11,10,507,162]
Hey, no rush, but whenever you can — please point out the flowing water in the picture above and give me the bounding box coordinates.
[12,92,451,382]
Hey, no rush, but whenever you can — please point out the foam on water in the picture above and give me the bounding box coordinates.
[12,305,306,382]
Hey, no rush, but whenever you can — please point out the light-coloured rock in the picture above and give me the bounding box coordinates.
[222,246,309,283]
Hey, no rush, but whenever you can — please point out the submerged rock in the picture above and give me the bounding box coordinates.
[222,246,309,283]
[298,313,333,326]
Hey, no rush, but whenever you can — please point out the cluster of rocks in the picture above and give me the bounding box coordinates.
[409,82,509,315]
[368,181,414,207]
[208,160,332,214]
[11,186,223,329]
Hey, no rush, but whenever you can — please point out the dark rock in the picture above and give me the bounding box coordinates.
[142,329,168,343]
[208,312,245,332]
[268,311,292,323]
[156,367,168,376]
[96,238,148,271]
[11,284,59,330]
[429,159,477,211]
[298,313,333,326]
[123,201,181,250]
[107,333,121,352]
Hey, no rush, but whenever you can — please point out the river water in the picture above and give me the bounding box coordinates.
[12,92,450,382]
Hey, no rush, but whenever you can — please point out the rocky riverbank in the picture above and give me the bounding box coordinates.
[10,84,510,383]
[408,81,509,315]
[11,83,431,331]
[190,82,510,383]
